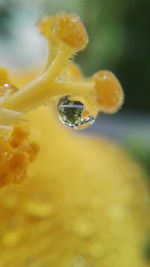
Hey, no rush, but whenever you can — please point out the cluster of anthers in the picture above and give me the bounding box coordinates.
[0,12,124,186]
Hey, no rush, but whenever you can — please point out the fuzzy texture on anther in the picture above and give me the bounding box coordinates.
[92,70,124,113]
[50,13,89,51]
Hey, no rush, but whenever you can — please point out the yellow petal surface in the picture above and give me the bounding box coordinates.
[0,51,147,267]
[0,102,149,267]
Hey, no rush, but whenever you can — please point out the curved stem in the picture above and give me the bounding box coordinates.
[2,80,93,113]
[42,34,58,72]
[2,44,74,112]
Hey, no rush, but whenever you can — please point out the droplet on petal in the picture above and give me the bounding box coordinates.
[57,96,96,129]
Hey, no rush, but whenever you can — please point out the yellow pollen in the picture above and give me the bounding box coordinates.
[51,13,89,51]
[0,126,39,187]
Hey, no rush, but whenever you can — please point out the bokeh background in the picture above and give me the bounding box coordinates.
[0,0,150,173]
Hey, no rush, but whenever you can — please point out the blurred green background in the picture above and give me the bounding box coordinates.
[0,0,150,173]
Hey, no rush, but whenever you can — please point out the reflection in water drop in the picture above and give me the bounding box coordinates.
[57,96,96,129]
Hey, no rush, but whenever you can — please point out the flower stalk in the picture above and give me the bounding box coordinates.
[0,12,124,187]
[1,12,124,121]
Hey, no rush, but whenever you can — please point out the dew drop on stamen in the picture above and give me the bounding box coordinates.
[0,83,18,97]
[57,96,96,129]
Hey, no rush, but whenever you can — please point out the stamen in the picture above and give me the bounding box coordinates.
[1,12,123,124]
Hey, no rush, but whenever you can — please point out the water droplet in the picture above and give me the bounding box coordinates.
[3,83,10,88]
[0,83,17,97]
[57,96,96,129]
[71,15,80,23]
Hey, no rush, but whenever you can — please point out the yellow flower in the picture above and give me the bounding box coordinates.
[0,12,149,267]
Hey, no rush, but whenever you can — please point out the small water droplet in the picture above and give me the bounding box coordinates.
[57,96,96,129]
[3,83,9,88]
[71,15,80,23]
[0,83,17,97]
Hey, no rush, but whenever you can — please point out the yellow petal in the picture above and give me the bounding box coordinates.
[0,106,149,266]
